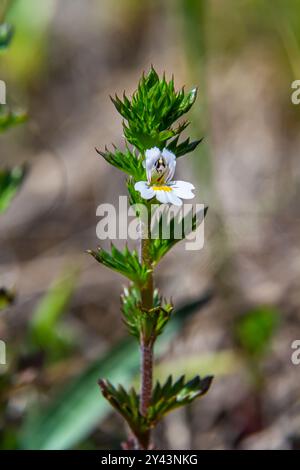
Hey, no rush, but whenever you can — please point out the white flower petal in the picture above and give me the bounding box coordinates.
[134,181,147,191]
[154,189,169,204]
[145,147,161,183]
[134,181,155,200]
[173,189,194,199]
[162,148,176,165]
[171,180,195,199]
[173,180,195,190]
[161,148,176,182]
[172,181,195,193]
[168,190,182,206]
[145,147,161,161]
[145,147,161,181]
[163,191,174,204]
[164,155,176,182]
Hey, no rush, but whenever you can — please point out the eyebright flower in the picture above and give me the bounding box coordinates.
[134,147,195,206]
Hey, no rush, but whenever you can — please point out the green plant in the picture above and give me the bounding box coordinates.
[89,67,213,449]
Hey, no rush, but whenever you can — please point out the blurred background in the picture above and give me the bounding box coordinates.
[1,0,300,450]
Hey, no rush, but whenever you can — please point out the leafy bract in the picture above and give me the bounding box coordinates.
[111,67,197,151]
[96,146,145,181]
[88,244,151,286]
[149,205,208,264]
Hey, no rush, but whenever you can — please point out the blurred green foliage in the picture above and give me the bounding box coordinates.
[28,270,78,361]
[0,165,26,213]
[0,270,78,449]
[235,306,280,358]
[4,0,55,83]
[0,22,14,49]
[0,287,15,309]
[0,1,27,313]
[0,105,27,132]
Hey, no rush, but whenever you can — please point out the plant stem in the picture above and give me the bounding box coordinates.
[140,336,153,416]
[138,216,154,449]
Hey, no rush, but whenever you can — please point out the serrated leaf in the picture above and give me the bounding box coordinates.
[99,373,213,446]
[121,285,173,340]
[150,205,208,264]
[96,146,145,181]
[99,380,148,433]
[167,135,204,158]
[147,374,213,423]
[88,244,150,286]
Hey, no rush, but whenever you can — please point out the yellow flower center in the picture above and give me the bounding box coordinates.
[152,185,172,192]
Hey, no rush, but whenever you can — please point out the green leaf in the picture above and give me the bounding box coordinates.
[88,244,151,286]
[96,146,145,181]
[121,285,142,339]
[0,105,27,132]
[20,291,213,449]
[0,166,26,213]
[235,305,280,358]
[148,374,213,423]
[98,380,149,446]
[99,373,213,443]
[150,205,208,265]
[121,285,173,341]
[29,270,78,361]
[0,287,15,310]
[0,23,14,49]
[167,135,204,158]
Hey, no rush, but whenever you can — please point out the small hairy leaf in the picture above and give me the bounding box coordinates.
[150,206,208,264]
[148,374,213,423]
[121,285,173,341]
[88,244,151,286]
[96,146,145,181]
[99,373,213,442]
[167,135,204,158]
